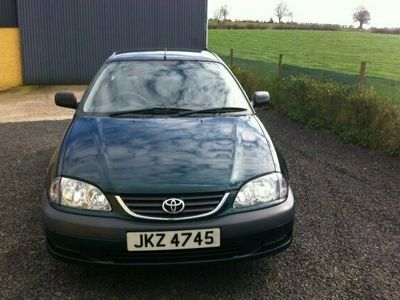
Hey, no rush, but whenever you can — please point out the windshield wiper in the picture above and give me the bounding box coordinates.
[176,107,248,117]
[109,107,193,117]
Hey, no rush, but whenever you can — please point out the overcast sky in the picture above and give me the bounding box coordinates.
[208,0,400,28]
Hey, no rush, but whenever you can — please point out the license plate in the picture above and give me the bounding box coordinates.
[127,228,220,251]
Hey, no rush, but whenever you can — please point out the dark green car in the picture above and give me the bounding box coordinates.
[43,49,295,265]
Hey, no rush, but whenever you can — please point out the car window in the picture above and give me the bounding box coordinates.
[83,61,251,113]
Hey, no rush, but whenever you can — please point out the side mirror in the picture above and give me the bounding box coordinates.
[55,92,77,109]
[252,91,270,108]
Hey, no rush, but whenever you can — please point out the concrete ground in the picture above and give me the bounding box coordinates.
[0,86,399,299]
[0,85,86,123]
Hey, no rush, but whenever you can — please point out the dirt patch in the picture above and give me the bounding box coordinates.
[0,85,86,123]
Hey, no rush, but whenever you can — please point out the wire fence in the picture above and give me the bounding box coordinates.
[218,48,400,102]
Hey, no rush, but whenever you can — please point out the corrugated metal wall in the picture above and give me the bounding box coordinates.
[0,0,22,90]
[17,0,208,84]
[0,0,18,27]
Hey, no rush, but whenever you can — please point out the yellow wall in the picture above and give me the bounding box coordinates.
[0,28,22,91]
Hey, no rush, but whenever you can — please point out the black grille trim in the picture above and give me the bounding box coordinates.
[116,192,229,221]
[104,246,241,263]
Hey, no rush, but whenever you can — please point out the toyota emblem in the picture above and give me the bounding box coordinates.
[162,198,185,214]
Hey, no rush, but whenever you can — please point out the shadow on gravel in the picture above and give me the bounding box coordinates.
[41,252,291,299]
[62,258,272,285]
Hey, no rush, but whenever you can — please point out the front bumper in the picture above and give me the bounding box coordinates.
[42,190,295,265]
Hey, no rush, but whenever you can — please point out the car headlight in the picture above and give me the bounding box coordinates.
[233,173,288,209]
[49,177,111,211]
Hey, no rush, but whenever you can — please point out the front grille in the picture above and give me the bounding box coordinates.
[118,192,228,220]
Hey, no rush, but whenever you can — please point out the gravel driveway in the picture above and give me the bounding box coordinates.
[0,110,399,299]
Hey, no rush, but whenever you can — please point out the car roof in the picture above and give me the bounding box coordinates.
[106,49,222,63]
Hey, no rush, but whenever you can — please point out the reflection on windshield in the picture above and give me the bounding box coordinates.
[83,61,250,113]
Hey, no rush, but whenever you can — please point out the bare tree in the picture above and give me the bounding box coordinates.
[353,7,371,29]
[275,1,290,23]
[214,5,229,22]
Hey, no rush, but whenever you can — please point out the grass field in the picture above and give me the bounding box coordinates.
[208,30,400,101]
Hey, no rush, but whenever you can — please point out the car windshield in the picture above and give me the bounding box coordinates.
[83,60,251,114]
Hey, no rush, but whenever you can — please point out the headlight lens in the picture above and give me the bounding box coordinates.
[233,173,288,209]
[49,177,111,211]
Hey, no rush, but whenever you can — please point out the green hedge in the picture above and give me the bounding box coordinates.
[233,67,400,156]
[208,20,345,31]
[370,27,400,35]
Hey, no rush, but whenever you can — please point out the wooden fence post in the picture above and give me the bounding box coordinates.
[359,61,367,90]
[230,48,234,67]
[277,54,284,78]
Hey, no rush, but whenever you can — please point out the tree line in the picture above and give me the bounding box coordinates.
[213,2,371,29]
